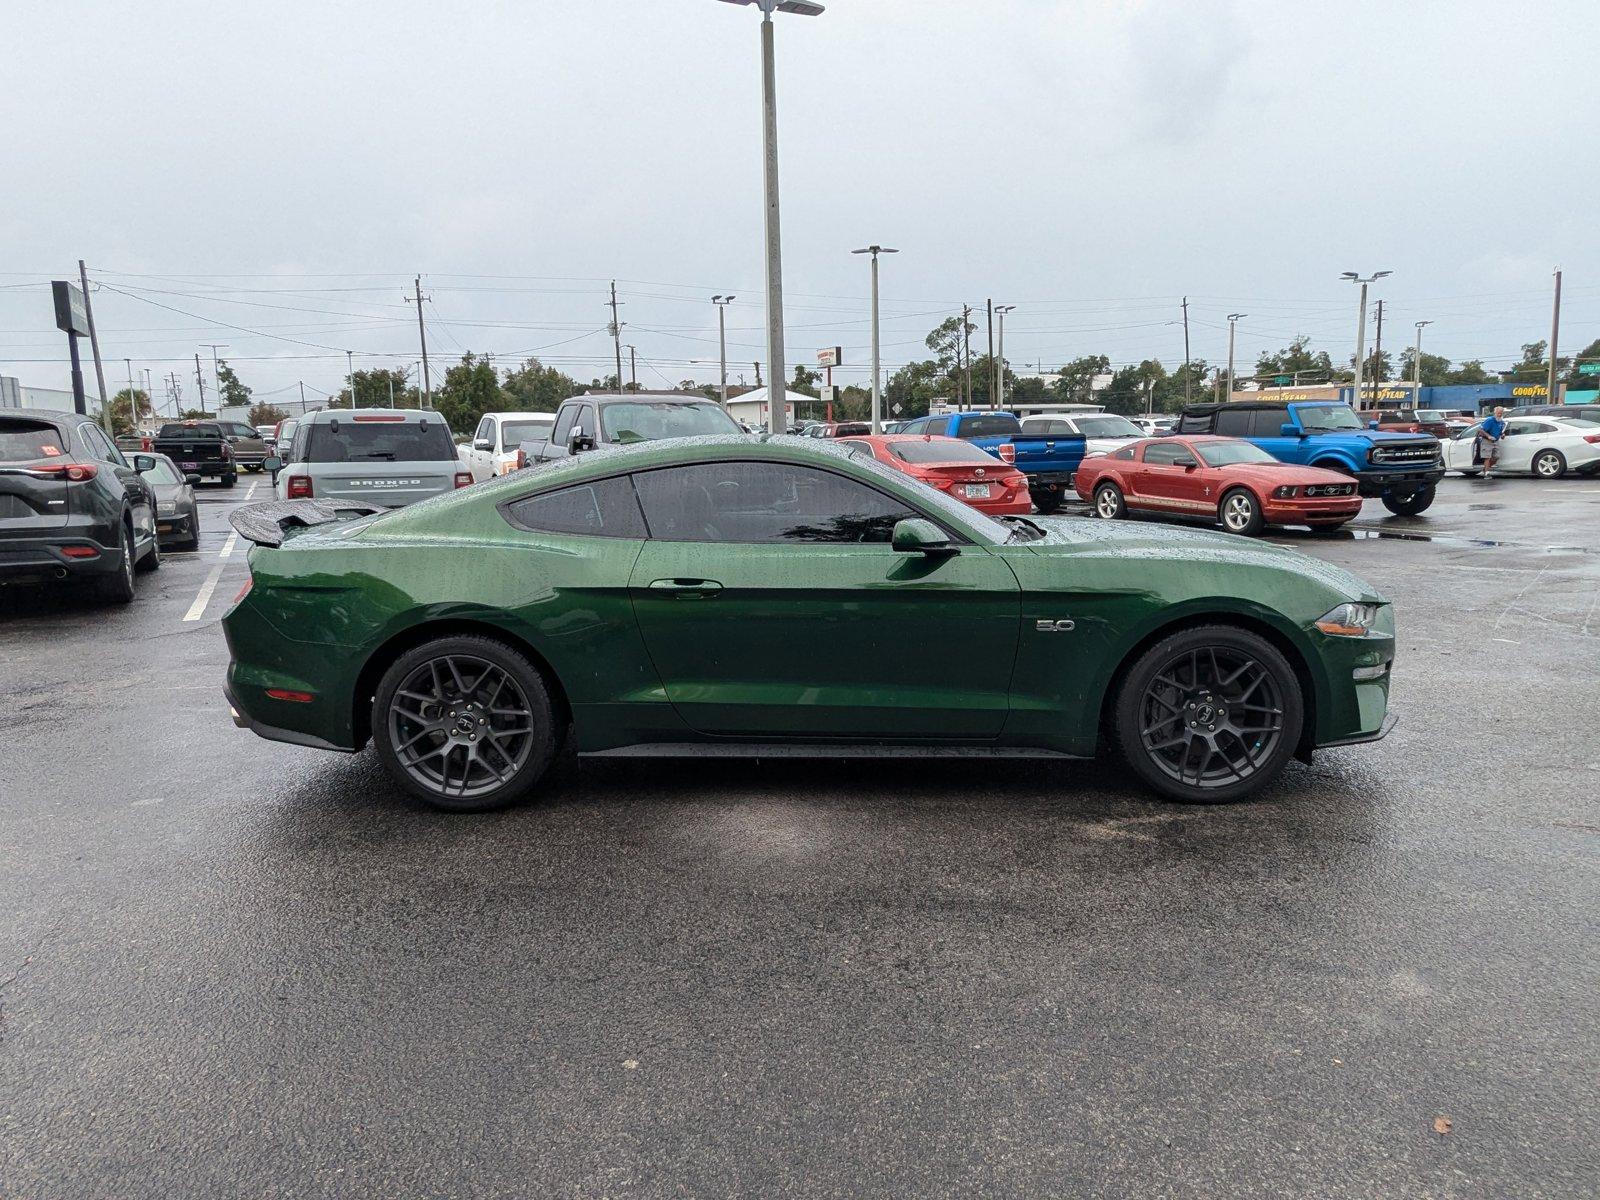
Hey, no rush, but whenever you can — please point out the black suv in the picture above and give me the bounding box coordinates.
[0,409,161,602]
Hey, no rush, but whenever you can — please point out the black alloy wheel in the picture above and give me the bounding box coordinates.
[1114,625,1303,803]
[373,635,558,813]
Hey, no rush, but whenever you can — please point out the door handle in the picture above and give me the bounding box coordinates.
[647,578,723,597]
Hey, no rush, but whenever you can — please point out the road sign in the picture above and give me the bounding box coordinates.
[1273,375,1292,386]
[891,403,902,415]
[817,347,842,368]
[52,281,89,336]
[1578,362,1600,376]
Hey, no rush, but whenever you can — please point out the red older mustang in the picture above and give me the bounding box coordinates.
[1074,435,1363,536]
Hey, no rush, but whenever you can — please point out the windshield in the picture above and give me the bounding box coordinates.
[1074,415,1143,438]
[1195,440,1278,467]
[502,419,553,445]
[889,439,1001,465]
[600,402,741,444]
[143,458,183,484]
[1296,405,1363,432]
[304,418,456,463]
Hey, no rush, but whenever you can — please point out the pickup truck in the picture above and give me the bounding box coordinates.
[529,393,743,464]
[152,420,238,486]
[897,410,1087,513]
[1174,400,1445,515]
[460,411,558,482]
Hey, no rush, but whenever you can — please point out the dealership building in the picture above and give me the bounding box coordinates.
[1228,381,1598,412]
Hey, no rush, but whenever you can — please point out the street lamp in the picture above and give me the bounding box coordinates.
[1413,320,1433,392]
[851,245,897,432]
[1226,313,1247,401]
[712,295,736,407]
[1341,270,1392,409]
[995,305,1016,408]
[717,0,825,428]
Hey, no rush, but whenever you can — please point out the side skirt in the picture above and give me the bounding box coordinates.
[582,742,1087,761]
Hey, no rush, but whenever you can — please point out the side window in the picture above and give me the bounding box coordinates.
[1110,446,1136,461]
[577,405,598,440]
[1213,408,1252,437]
[291,424,311,462]
[505,476,646,538]
[633,462,919,544]
[1143,442,1186,466]
[81,423,125,465]
[550,406,576,447]
[1176,412,1211,434]
[1248,410,1284,436]
[1503,421,1538,437]
[474,416,494,444]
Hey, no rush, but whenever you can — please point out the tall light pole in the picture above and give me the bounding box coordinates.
[204,344,229,413]
[995,305,1016,408]
[1548,268,1562,405]
[1413,320,1433,393]
[346,350,356,409]
[712,295,736,407]
[851,245,897,433]
[1225,313,1247,401]
[1342,270,1392,410]
[718,0,825,428]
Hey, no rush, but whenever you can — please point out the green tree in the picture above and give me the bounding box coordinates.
[249,402,289,427]
[1053,355,1110,403]
[1566,338,1600,385]
[502,358,581,412]
[1101,361,1167,415]
[883,359,944,419]
[1507,340,1568,385]
[107,388,154,437]
[1254,336,1333,384]
[1354,349,1394,383]
[789,364,820,398]
[179,408,209,421]
[434,353,507,434]
[1153,359,1208,412]
[1444,359,1493,385]
[1394,348,1453,387]
[216,359,252,408]
[335,368,417,410]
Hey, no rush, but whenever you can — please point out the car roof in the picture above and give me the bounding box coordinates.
[0,408,80,426]
[303,408,444,424]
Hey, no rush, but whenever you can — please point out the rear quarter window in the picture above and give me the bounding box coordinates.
[505,476,646,538]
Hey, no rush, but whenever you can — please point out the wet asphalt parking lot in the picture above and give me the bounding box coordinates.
[2,472,1597,1199]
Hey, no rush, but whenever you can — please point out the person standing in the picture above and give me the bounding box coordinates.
[1478,406,1507,478]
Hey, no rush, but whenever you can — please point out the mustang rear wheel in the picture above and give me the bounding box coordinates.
[373,635,558,813]
[1219,488,1265,536]
[1114,625,1303,804]
[1093,482,1126,520]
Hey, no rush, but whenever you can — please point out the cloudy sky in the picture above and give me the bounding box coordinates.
[3,0,1594,408]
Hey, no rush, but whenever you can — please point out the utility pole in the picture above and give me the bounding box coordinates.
[1413,321,1433,392]
[194,354,208,416]
[986,299,996,407]
[1182,296,1192,405]
[626,344,638,391]
[961,304,973,410]
[608,282,625,392]
[77,261,111,434]
[204,344,228,413]
[851,247,896,433]
[346,350,356,409]
[299,380,307,414]
[995,305,1015,409]
[1548,268,1562,404]
[1342,270,1391,411]
[410,275,433,408]
[1226,313,1246,401]
[124,358,136,436]
[1371,299,1385,406]
[712,296,735,407]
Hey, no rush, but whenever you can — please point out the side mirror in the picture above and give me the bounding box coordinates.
[132,454,156,472]
[263,455,283,472]
[1174,455,1199,469]
[473,438,493,451]
[184,473,202,486]
[1279,422,1302,437]
[892,518,958,557]
[569,426,595,453]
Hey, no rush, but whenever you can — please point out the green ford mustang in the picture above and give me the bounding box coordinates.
[223,436,1395,812]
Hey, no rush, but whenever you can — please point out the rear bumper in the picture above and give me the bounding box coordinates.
[1352,466,1444,497]
[1025,471,1080,490]
[224,682,354,754]
[0,521,123,584]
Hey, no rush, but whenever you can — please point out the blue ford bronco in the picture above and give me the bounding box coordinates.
[1175,400,1445,515]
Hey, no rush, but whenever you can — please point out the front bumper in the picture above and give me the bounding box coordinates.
[154,510,195,544]
[1351,466,1444,497]
[1262,497,1364,525]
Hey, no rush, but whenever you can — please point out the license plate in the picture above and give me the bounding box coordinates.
[181,462,198,469]
[157,522,172,533]
[963,483,991,498]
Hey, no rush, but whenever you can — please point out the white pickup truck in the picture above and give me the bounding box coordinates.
[458,411,558,482]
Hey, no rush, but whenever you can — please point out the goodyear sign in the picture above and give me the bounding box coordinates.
[1510,384,1551,399]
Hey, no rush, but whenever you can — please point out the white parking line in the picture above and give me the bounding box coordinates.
[218,531,239,559]
[183,563,227,623]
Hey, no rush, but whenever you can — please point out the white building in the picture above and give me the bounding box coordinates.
[0,376,77,410]
[726,387,818,431]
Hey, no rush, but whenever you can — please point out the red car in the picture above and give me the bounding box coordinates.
[1073,435,1363,536]
[841,434,1031,516]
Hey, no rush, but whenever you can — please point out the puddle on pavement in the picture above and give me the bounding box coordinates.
[1306,528,1590,554]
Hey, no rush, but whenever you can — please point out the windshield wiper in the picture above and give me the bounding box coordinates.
[351,451,397,460]
[999,514,1046,542]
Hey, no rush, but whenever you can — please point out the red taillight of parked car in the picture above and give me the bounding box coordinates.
[61,545,100,559]
[28,461,99,482]
[996,444,1017,464]
[454,471,473,489]
[265,688,315,703]
[233,577,253,605]
[515,449,527,471]
[1586,434,1600,445]
[285,474,313,499]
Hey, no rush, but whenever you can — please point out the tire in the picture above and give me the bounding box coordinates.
[1533,449,1567,480]
[181,504,201,551]
[96,523,137,604]
[134,528,161,573]
[221,471,238,487]
[1113,625,1304,804]
[372,635,559,813]
[1031,488,1064,515]
[1093,481,1127,520]
[1382,487,1435,517]
[1457,469,1482,478]
[1218,487,1265,536]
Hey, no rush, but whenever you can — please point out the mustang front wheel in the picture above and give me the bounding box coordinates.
[1219,488,1265,536]
[1113,625,1303,803]
[373,635,558,813]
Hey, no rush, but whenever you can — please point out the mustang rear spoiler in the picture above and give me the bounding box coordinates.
[229,499,385,547]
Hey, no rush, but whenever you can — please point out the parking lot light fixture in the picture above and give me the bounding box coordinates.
[1343,271,1392,410]
[1226,313,1247,402]
[994,305,1016,407]
[716,0,825,433]
[852,246,897,433]
[1413,320,1433,391]
[712,295,736,407]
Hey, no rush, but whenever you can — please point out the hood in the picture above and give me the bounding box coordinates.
[1017,516,1381,603]
[1217,461,1356,485]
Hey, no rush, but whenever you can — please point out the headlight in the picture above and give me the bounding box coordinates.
[158,500,179,516]
[1272,485,1298,499]
[1316,602,1380,636]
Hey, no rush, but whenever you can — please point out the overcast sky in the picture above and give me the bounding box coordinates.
[4,0,1594,407]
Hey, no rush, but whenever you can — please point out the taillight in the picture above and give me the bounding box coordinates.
[265,688,315,703]
[515,449,526,471]
[285,474,313,499]
[61,545,100,559]
[221,443,233,458]
[454,471,473,489]
[996,444,1017,464]
[1585,434,1600,445]
[27,462,99,482]
[233,577,253,605]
